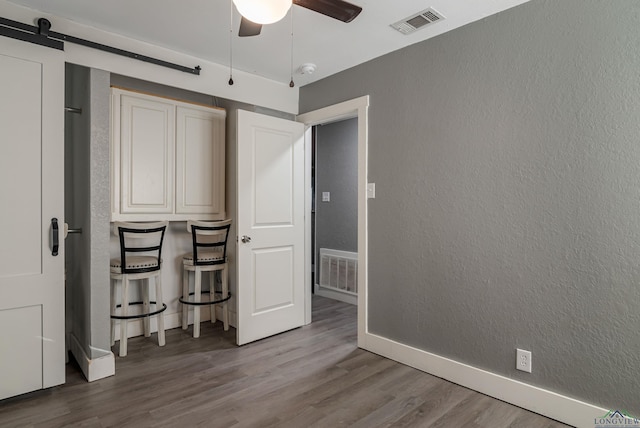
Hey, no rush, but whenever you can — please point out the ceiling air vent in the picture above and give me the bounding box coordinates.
[391,8,445,35]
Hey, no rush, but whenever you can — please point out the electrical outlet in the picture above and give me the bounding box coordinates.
[516,348,532,373]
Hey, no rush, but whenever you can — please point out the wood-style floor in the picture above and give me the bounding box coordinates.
[0,297,570,428]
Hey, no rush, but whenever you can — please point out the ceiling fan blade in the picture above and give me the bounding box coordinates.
[239,16,262,37]
[293,0,362,23]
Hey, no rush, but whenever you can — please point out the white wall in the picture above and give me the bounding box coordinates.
[0,0,299,114]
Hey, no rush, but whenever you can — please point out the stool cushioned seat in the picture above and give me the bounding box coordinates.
[182,251,224,265]
[110,256,160,272]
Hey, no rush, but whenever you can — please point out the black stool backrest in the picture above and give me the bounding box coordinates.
[114,221,168,274]
[187,219,232,266]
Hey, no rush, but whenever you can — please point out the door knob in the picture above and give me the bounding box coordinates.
[241,235,252,243]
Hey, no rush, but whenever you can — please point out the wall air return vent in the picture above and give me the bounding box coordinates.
[391,8,445,35]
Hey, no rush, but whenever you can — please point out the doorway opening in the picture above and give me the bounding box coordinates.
[311,118,359,306]
[299,95,369,345]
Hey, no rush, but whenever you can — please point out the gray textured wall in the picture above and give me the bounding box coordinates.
[65,65,112,360]
[300,0,640,414]
[315,119,358,263]
[88,68,112,358]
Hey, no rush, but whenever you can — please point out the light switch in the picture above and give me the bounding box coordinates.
[367,183,376,199]
[322,192,330,202]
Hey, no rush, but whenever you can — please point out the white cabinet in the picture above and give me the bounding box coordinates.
[175,106,225,215]
[111,88,226,221]
[117,92,175,215]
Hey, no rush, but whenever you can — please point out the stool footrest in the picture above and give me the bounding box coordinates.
[111,301,168,320]
[179,292,232,306]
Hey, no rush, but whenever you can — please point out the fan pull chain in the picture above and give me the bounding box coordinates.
[289,7,295,88]
[229,0,234,85]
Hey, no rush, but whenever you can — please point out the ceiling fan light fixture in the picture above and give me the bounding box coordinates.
[233,0,292,25]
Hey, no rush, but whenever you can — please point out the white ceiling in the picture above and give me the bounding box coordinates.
[5,0,529,86]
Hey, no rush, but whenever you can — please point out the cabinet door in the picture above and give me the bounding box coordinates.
[175,105,226,217]
[119,94,175,214]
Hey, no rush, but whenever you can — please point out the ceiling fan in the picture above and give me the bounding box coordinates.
[235,0,363,37]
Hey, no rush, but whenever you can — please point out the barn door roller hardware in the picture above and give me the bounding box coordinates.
[0,16,201,75]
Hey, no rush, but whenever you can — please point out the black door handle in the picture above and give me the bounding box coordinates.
[51,218,59,256]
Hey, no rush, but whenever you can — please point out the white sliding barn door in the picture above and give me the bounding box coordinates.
[0,38,65,399]
[236,110,306,345]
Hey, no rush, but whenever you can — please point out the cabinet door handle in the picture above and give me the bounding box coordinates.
[51,218,59,256]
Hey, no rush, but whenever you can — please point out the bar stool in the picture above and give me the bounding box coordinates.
[110,221,168,357]
[180,219,232,338]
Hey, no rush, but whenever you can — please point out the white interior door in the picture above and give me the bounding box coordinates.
[0,38,65,399]
[236,110,306,345]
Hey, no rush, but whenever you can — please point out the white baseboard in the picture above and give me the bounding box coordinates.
[68,334,115,382]
[315,284,357,305]
[361,332,607,428]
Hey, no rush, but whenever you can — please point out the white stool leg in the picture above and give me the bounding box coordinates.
[210,270,216,324]
[222,265,229,331]
[110,278,116,346]
[193,268,201,338]
[155,273,165,347]
[120,276,129,357]
[182,266,189,330]
[142,278,151,337]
